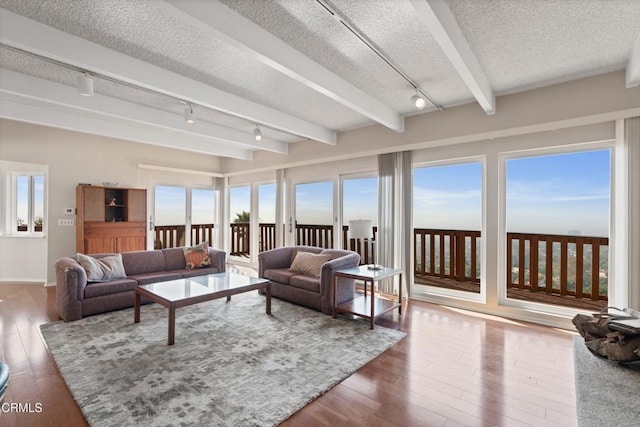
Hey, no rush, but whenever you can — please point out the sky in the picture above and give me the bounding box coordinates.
[155,186,215,226]
[153,149,610,237]
[16,175,44,225]
[505,150,610,236]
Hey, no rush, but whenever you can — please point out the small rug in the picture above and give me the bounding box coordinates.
[573,335,640,426]
[41,292,405,427]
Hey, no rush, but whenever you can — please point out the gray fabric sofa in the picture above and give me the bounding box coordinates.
[258,246,360,314]
[55,247,226,321]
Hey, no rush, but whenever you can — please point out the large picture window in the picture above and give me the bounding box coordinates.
[413,162,483,296]
[505,149,611,310]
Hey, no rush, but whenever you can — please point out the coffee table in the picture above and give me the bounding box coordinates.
[134,272,271,345]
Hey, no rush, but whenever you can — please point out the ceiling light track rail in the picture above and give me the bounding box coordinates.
[0,43,289,141]
[314,0,443,111]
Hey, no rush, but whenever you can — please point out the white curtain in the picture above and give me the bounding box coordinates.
[212,176,225,250]
[626,117,640,309]
[377,151,412,297]
[275,169,286,248]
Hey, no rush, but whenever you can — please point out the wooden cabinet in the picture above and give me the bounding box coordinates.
[76,185,147,254]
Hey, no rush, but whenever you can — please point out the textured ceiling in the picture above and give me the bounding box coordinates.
[1,0,639,160]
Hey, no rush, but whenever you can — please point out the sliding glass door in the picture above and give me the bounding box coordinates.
[294,181,334,248]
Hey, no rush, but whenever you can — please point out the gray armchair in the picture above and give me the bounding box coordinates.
[258,245,361,314]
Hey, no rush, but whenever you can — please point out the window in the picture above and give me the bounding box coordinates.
[413,162,483,296]
[294,181,333,248]
[505,149,611,310]
[14,174,45,234]
[153,186,216,248]
[342,175,377,262]
[154,186,187,248]
[258,183,276,252]
[191,188,216,245]
[229,185,251,257]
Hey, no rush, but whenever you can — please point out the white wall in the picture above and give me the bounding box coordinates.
[0,119,223,284]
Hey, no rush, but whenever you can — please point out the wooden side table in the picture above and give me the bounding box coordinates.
[332,265,402,329]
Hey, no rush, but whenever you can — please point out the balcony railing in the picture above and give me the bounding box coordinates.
[295,223,333,248]
[507,232,608,307]
[159,222,609,309]
[230,223,335,254]
[154,223,214,249]
[414,228,481,285]
[413,229,608,309]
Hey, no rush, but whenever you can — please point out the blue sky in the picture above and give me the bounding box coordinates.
[154,149,610,237]
[155,186,215,226]
[505,150,610,236]
[413,150,610,236]
[413,163,482,230]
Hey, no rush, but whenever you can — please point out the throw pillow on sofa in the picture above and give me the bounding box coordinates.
[289,251,331,278]
[76,253,126,282]
[183,242,212,269]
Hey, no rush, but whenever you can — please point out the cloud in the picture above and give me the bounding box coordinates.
[507,178,609,203]
[413,187,482,207]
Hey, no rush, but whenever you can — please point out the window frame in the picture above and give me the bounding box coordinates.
[497,141,615,317]
[410,156,487,304]
[9,172,46,236]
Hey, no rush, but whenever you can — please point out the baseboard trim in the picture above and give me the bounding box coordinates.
[0,279,47,285]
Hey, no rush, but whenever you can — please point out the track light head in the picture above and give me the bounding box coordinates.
[77,73,94,96]
[184,104,195,124]
[411,93,427,110]
[253,125,263,141]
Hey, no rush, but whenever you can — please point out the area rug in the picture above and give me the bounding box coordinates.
[573,335,640,427]
[41,292,405,427]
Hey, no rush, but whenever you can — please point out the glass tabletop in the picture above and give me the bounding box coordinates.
[334,265,401,280]
[138,272,268,302]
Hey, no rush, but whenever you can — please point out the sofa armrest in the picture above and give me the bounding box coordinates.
[55,257,87,321]
[258,247,294,277]
[319,252,361,314]
[207,247,227,273]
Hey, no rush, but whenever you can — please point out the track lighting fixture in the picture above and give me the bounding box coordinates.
[411,91,427,110]
[77,73,94,96]
[184,103,195,124]
[253,125,263,141]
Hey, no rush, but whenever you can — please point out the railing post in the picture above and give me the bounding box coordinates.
[455,232,465,281]
[545,237,553,294]
[506,233,513,287]
[576,239,584,298]
[560,237,568,296]
[530,235,539,292]
[592,241,601,300]
[518,235,526,289]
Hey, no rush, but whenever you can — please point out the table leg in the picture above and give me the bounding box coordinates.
[226,295,231,303]
[399,272,402,315]
[370,279,375,330]
[266,283,271,315]
[168,304,176,346]
[332,275,338,319]
[134,291,141,323]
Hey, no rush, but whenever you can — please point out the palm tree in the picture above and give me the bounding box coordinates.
[233,211,250,223]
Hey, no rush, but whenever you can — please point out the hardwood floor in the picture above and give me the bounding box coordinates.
[0,283,578,426]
